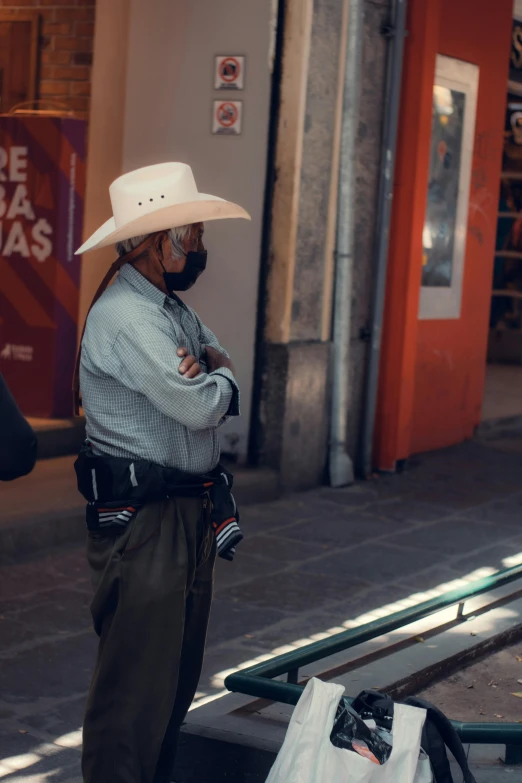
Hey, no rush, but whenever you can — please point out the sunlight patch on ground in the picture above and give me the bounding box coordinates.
[188,688,230,711]
[0,730,83,780]
[503,551,522,567]
[2,775,62,783]
[0,752,41,778]
[53,729,82,749]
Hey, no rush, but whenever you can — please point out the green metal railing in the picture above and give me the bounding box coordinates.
[226,563,522,753]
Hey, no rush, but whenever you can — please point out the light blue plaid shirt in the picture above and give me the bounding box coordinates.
[80,264,239,474]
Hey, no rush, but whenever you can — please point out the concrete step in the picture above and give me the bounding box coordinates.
[0,455,279,561]
[28,417,87,460]
[175,731,518,783]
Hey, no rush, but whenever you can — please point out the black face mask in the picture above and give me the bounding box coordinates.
[162,250,207,293]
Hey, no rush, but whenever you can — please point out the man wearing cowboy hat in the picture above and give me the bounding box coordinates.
[73,162,250,783]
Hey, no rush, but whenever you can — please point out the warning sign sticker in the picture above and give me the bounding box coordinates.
[214,55,245,90]
[212,100,243,136]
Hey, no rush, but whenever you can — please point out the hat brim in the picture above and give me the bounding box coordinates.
[76,193,251,255]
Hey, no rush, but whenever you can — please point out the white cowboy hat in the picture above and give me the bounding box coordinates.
[76,161,251,255]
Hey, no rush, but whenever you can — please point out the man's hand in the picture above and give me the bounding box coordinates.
[177,347,203,379]
[204,345,236,376]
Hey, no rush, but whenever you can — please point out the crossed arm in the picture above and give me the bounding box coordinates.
[109,321,239,431]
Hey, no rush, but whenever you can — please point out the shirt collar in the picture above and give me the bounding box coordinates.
[119,264,168,307]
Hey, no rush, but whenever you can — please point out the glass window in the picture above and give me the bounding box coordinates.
[422,86,466,288]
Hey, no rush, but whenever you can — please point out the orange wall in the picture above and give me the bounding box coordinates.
[375,0,513,470]
[411,0,513,455]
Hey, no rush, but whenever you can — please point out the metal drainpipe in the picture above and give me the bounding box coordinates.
[329,0,364,488]
[359,0,408,478]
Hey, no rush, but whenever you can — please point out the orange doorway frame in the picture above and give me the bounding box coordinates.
[374,0,513,472]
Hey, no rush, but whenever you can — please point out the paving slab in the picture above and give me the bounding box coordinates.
[277,508,419,547]
[216,569,371,614]
[295,540,438,584]
[206,599,290,647]
[386,516,505,555]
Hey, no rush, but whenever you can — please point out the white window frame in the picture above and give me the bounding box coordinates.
[419,54,479,321]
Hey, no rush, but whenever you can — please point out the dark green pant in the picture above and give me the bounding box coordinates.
[82,496,215,783]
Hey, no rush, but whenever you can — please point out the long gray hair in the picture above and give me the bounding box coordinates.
[116,225,191,258]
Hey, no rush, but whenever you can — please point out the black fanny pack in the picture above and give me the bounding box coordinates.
[74,442,243,561]
[74,441,222,504]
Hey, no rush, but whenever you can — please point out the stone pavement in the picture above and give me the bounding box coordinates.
[1,432,522,780]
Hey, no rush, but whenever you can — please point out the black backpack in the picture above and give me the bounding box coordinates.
[351,690,477,783]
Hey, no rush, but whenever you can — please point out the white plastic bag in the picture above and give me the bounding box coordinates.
[266,678,431,783]
[415,750,434,783]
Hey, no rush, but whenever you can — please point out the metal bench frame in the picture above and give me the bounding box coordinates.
[226,563,522,762]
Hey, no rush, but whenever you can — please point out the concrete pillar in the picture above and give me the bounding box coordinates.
[78,0,130,333]
[253,0,349,491]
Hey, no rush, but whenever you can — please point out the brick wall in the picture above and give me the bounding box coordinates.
[0,0,95,120]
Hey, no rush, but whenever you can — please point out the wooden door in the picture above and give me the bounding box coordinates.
[0,14,38,114]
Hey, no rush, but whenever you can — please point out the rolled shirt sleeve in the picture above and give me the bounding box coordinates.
[195,315,239,418]
[110,322,240,431]
[211,366,240,418]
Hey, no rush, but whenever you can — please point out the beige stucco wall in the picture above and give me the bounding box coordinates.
[81,0,273,460]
